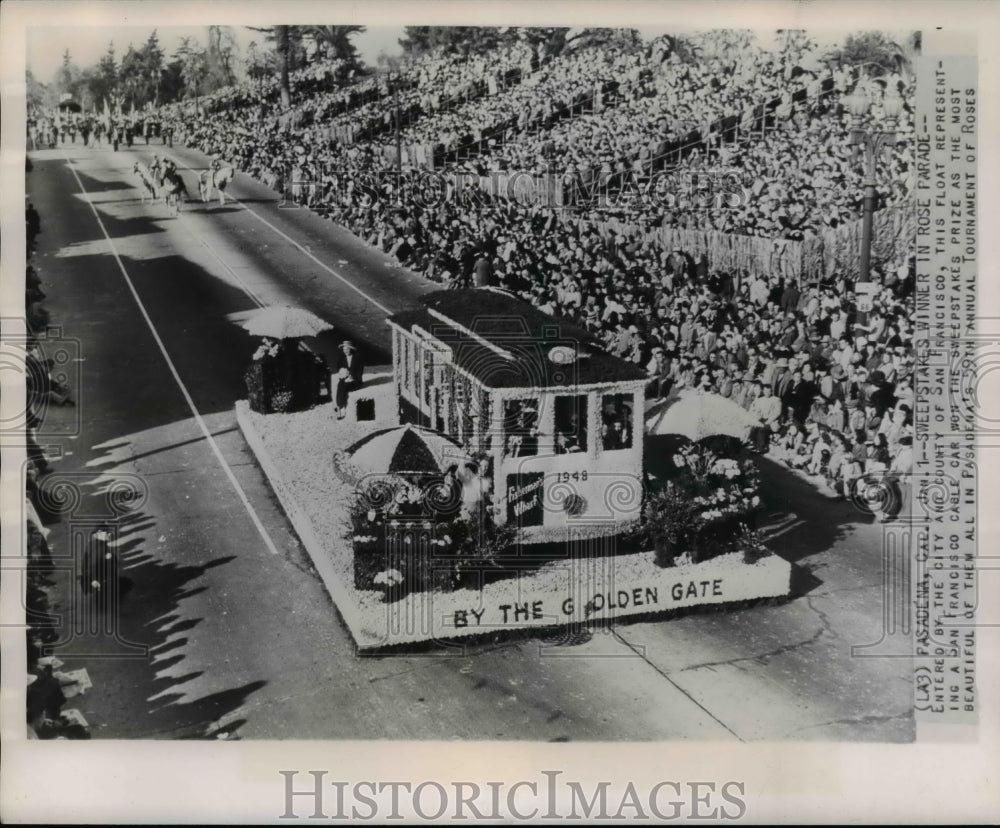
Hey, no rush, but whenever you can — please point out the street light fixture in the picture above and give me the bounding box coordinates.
[846,80,900,285]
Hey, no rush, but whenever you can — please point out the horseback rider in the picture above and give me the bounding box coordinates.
[209,157,234,205]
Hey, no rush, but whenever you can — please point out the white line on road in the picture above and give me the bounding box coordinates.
[63,152,283,557]
[174,159,393,315]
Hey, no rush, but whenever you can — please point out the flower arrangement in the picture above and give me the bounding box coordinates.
[348,474,515,594]
[643,444,764,566]
[252,340,282,361]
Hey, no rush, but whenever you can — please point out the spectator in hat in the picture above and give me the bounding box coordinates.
[748,383,781,453]
[334,340,365,418]
[867,369,895,416]
[780,280,801,315]
[645,346,672,399]
[777,365,797,414]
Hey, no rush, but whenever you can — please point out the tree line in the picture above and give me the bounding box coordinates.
[28,25,369,115]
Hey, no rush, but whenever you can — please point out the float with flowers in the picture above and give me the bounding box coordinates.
[236,291,790,649]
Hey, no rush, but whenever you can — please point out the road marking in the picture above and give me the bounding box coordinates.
[63,151,283,557]
[173,158,393,315]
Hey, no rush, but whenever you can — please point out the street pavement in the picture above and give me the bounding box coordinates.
[25,140,913,741]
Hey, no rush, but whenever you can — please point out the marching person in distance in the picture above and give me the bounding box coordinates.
[333,340,365,420]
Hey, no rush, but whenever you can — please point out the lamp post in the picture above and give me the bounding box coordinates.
[844,82,902,284]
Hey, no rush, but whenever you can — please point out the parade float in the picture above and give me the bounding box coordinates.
[236,289,791,649]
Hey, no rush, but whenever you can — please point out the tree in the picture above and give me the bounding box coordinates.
[139,30,165,106]
[306,25,365,67]
[120,45,144,112]
[508,27,569,58]
[563,27,642,54]
[274,25,292,109]
[207,25,238,88]
[247,25,304,108]
[159,59,185,105]
[26,68,51,113]
[398,26,503,56]
[54,49,78,97]
[176,36,209,111]
[80,42,119,114]
[836,31,908,78]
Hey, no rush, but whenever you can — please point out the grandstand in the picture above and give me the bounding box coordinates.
[156,28,917,497]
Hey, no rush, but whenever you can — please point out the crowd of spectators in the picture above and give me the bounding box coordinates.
[381,41,640,159]
[155,30,916,517]
[465,32,814,174]
[24,198,96,739]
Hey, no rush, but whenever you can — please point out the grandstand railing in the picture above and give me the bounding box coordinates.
[556,205,915,283]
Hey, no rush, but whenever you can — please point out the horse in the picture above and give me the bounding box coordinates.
[132,161,157,204]
[163,170,188,217]
[211,165,234,206]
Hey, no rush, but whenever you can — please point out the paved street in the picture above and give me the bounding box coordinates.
[27,141,913,741]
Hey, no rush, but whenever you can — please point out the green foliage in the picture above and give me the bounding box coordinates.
[398,26,569,59]
[399,26,498,56]
[54,49,78,97]
[638,444,764,565]
[348,475,516,593]
[176,36,208,105]
[836,31,907,78]
[306,25,366,66]
[26,68,52,111]
[565,28,643,54]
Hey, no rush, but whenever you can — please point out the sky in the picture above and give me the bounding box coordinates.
[26,25,408,83]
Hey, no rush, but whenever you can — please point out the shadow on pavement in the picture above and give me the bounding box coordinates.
[45,500,264,738]
[754,455,871,596]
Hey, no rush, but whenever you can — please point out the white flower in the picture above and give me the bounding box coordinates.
[751,495,761,507]
[367,510,377,522]
[374,569,403,587]
[673,454,687,467]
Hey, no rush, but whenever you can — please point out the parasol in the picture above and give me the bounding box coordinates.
[241,305,332,340]
[644,388,757,442]
[347,425,470,475]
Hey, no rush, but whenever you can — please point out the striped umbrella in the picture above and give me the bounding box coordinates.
[241,305,332,340]
[644,388,757,442]
[347,425,470,475]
